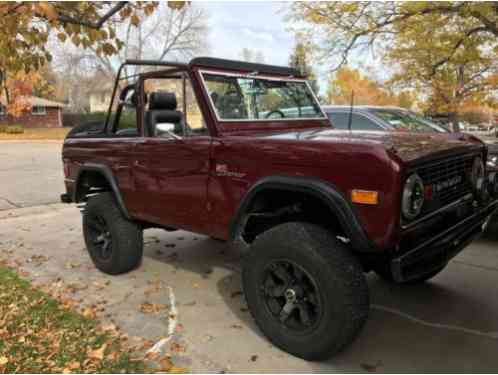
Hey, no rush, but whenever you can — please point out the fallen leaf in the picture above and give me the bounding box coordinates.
[101,323,118,333]
[170,342,186,353]
[160,356,174,372]
[170,366,188,373]
[65,261,81,269]
[88,344,107,361]
[0,356,8,365]
[250,355,258,362]
[82,307,96,319]
[139,302,166,314]
[67,361,80,370]
[231,324,243,329]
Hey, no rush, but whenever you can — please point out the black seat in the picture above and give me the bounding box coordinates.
[145,91,184,137]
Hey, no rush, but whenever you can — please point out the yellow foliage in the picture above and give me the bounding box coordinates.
[327,67,415,109]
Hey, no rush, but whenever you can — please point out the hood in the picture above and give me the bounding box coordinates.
[260,128,484,165]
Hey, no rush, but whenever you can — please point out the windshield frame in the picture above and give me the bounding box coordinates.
[199,69,327,123]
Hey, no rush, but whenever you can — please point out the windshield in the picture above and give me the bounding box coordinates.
[374,110,448,133]
[201,72,324,121]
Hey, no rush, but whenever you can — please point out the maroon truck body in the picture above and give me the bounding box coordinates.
[61,57,498,360]
[61,57,496,280]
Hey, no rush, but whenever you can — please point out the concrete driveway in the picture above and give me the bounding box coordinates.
[1,204,498,372]
[0,142,63,210]
[1,141,498,372]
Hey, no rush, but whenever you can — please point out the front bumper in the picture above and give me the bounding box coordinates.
[391,200,498,282]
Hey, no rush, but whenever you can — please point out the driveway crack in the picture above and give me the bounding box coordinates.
[372,304,498,339]
[0,197,20,208]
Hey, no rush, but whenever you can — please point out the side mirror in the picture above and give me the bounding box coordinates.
[155,123,182,140]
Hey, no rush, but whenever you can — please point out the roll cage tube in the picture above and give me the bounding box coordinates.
[104,59,189,133]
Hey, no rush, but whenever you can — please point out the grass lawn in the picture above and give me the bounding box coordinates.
[0,128,70,140]
[0,265,146,373]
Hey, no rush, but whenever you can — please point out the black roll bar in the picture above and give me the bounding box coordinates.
[104,59,188,132]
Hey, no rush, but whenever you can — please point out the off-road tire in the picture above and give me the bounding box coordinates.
[373,263,446,284]
[83,192,143,275]
[242,222,369,361]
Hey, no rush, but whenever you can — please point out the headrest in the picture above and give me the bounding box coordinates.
[149,91,177,111]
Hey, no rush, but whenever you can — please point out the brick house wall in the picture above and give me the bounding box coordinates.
[0,107,62,128]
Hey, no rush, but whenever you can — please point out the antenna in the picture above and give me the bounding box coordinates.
[347,90,355,132]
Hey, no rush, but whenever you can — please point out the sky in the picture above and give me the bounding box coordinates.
[198,2,294,66]
[196,1,384,95]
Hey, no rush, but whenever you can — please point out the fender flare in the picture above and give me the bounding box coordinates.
[74,163,131,219]
[229,175,377,252]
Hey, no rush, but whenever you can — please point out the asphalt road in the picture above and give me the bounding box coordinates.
[1,141,498,372]
[0,142,64,210]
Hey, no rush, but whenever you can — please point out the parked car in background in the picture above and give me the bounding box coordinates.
[323,105,448,133]
[323,105,498,173]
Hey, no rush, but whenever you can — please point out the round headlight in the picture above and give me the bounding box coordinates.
[471,157,485,196]
[402,173,425,220]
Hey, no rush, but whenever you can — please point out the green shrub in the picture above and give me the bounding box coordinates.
[5,125,24,134]
[0,124,7,133]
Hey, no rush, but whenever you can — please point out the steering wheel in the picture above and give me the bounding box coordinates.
[265,110,285,119]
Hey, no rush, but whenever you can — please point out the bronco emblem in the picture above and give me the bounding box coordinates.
[433,175,462,193]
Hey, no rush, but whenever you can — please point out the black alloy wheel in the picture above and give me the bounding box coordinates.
[86,214,113,262]
[260,260,321,332]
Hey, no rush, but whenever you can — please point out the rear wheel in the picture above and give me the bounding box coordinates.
[242,222,369,360]
[83,192,143,275]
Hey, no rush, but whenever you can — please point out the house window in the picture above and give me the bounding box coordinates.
[0,105,5,116]
[32,106,47,115]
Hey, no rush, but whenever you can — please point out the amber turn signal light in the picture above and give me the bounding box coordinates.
[351,189,379,205]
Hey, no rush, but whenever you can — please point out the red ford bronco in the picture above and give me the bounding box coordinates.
[61,58,498,360]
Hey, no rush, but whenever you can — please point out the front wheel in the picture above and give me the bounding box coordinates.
[242,222,369,360]
[83,192,143,275]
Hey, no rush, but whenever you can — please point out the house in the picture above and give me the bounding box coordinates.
[0,96,65,128]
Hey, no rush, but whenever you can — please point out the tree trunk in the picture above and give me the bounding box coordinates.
[448,111,459,132]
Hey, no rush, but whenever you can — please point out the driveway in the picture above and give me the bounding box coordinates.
[1,204,498,372]
[0,142,63,210]
[1,141,498,372]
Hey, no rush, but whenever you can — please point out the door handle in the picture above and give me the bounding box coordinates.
[115,164,129,170]
[133,160,146,168]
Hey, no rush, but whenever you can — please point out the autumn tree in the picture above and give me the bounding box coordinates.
[289,37,319,94]
[78,2,209,79]
[290,2,498,127]
[1,71,52,120]
[384,9,498,128]
[290,2,498,71]
[327,66,415,108]
[0,1,169,115]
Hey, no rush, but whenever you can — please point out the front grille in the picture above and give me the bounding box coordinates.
[416,153,475,211]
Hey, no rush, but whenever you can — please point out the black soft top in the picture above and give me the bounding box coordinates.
[189,57,303,78]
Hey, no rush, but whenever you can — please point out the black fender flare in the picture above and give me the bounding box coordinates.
[74,163,131,219]
[229,175,377,253]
